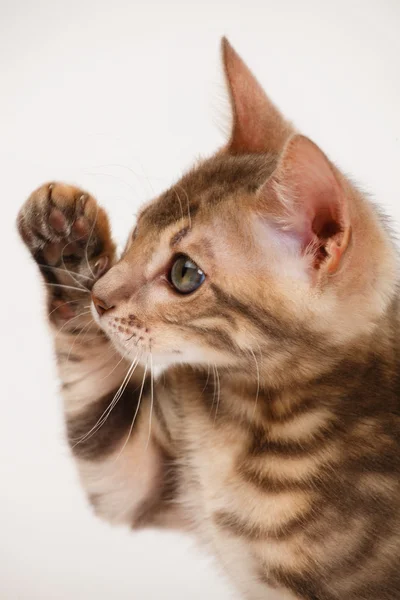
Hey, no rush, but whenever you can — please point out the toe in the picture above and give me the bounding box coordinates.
[48,208,68,233]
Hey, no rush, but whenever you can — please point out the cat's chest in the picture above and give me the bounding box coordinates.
[180,386,312,517]
[179,395,307,599]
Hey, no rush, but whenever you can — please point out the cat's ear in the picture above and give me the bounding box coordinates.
[222,37,293,154]
[259,134,351,276]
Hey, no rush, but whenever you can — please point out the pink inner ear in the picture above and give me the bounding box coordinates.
[261,135,349,268]
[312,206,342,240]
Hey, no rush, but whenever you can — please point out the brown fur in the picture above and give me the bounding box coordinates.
[17,38,400,599]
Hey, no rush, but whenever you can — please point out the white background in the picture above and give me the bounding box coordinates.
[1,1,399,598]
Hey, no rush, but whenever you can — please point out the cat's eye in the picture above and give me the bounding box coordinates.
[169,255,205,294]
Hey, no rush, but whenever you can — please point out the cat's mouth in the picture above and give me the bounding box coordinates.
[92,301,228,370]
[93,304,152,353]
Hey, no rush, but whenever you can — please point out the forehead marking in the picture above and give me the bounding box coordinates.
[170,227,189,248]
[139,153,276,232]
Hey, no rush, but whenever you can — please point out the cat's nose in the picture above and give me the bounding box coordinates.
[91,293,114,317]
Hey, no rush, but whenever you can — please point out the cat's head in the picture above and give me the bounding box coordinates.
[92,38,396,383]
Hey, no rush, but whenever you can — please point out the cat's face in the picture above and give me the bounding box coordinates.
[92,153,305,371]
[91,39,395,381]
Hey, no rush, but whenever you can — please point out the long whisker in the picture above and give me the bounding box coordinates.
[136,160,156,195]
[58,239,92,292]
[249,348,260,420]
[114,358,149,463]
[48,299,77,318]
[66,321,93,361]
[98,353,126,381]
[202,362,211,393]
[173,188,185,222]
[209,364,217,418]
[145,353,154,451]
[46,282,89,294]
[54,310,92,339]
[71,355,140,445]
[176,184,191,229]
[75,331,99,348]
[85,170,139,197]
[38,264,93,283]
[92,163,155,195]
[86,355,141,437]
[213,364,221,422]
[84,202,100,279]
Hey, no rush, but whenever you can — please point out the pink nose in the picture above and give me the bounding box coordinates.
[91,293,114,317]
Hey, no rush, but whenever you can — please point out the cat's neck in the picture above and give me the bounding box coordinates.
[217,294,400,425]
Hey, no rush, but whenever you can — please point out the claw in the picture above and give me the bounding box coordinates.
[94,255,109,278]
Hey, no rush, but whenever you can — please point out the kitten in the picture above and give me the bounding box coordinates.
[17,38,400,600]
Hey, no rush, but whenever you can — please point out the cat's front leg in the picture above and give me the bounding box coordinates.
[17,182,122,405]
[17,184,181,528]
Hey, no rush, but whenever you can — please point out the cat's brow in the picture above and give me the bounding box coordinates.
[170,227,189,247]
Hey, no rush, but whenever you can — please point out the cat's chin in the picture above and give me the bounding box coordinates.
[106,337,188,371]
[140,351,203,373]
[113,344,212,375]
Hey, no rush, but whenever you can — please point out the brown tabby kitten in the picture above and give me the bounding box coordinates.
[17,38,400,600]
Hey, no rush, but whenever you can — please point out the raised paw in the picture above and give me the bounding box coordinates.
[17,183,116,322]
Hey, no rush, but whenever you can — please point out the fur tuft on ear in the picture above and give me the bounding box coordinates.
[259,134,351,275]
[221,37,293,155]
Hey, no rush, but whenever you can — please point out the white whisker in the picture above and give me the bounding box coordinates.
[48,299,77,318]
[62,259,90,291]
[85,170,139,197]
[213,364,221,422]
[54,310,92,339]
[66,321,93,361]
[58,241,92,292]
[176,184,191,229]
[173,188,185,223]
[98,354,126,381]
[84,202,100,279]
[209,364,217,418]
[46,283,89,294]
[114,358,149,463]
[249,348,260,420]
[38,263,93,283]
[72,354,140,445]
[202,362,211,393]
[145,353,154,451]
[91,163,156,195]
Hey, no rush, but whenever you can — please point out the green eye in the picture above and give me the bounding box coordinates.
[170,255,205,294]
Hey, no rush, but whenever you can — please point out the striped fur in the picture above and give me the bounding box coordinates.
[17,39,400,600]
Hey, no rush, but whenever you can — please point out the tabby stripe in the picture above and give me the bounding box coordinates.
[56,351,82,363]
[249,423,340,457]
[197,384,325,431]
[211,284,325,353]
[189,325,238,353]
[141,152,276,232]
[213,507,316,541]
[260,393,319,424]
[140,193,200,230]
[36,250,64,298]
[240,465,316,493]
[323,523,383,579]
[134,448,181,527]
[268,567,325,600]
[199,309,237,327]
[67,379,150,461]
[211,284,288,341]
